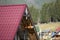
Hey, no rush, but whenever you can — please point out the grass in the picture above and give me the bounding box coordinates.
[39,22,60,31]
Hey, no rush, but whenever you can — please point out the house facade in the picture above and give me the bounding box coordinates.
[0,4,37,40]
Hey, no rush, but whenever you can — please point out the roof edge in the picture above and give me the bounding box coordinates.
[0,4,27,7]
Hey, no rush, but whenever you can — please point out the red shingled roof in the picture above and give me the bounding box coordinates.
[0,4,27,40]
[56,27,60,32]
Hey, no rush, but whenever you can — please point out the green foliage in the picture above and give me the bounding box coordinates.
[40,0,60,22]
[29,5,39,23]
[40,3,50,23]
[29,0,60,23]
